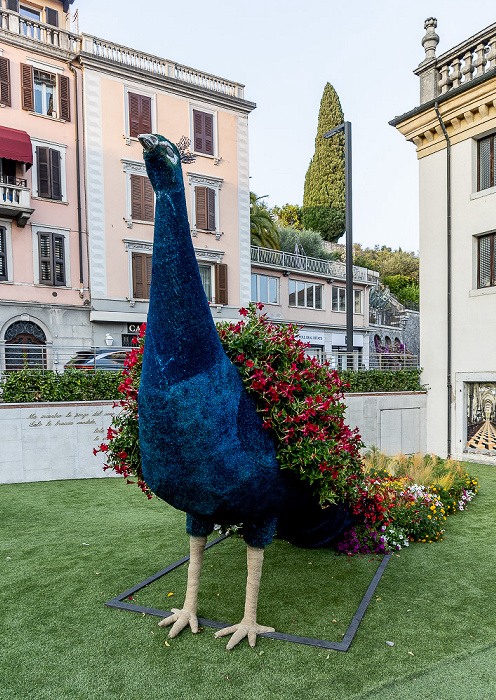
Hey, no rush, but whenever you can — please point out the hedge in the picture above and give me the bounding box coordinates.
[0,369,121,403]
[338,369,424,393]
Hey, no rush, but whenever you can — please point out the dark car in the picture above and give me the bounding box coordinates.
[66,349,130,371]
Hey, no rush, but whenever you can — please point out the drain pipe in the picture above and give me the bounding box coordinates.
[68,61,84,295]
[434,101,452,458]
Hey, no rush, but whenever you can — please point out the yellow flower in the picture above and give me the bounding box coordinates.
[427,515,431,519]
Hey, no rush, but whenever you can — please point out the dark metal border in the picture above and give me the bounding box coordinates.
[105,536,391,652]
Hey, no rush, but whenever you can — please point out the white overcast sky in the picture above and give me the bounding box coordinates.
[74,0,496,251]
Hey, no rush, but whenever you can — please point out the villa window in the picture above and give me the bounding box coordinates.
[289,279,323,309]
[251,273,278,304]
[354,289,363,314]
[0,57,11,106]
[38,232,65,286]
[478,134,496,191]
[332,286,346,312]
[132,252,152,299]
[193,110,214,155]
[128,92,152,139]
[36,146,62,200]
[478,233,495,288]
[199,264,212,301]
[195,186,216,231]
[0,227,7,281]
[130,174,154,222]
[21,64,70,120]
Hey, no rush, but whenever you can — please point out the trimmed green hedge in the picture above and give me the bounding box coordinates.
[1,369,122,403]
[338,369,424,393]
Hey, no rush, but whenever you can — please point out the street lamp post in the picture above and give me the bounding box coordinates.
[323,121,353,365]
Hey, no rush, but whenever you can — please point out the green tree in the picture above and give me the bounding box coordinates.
[250,192,280,250]
[354,244,419,282]
[302,83,345,241]
[278,226,340,260]
[271,203,303,229]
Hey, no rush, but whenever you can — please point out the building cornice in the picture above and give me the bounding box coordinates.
[391,72,496,158]
[77,52,256,116]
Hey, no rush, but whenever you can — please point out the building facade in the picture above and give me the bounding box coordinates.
[78,34,256,348]
[391,18,496,464]
[0,0,89,369]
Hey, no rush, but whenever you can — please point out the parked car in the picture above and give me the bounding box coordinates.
[65,349,130,371]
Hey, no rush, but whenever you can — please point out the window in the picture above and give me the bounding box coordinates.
[0,227,7,281]
[36,146,61,200]
[199,265,212,301]
[478,135,496,191]
[478,233,495,288]
[128,92,152,139]
[20,64,70,120]
[38,232,65,286]
[289,279,323,309]
[251,273,278,304]
[354,289,363,314]
[195,186,216,231]
[193,110,214,155]
[132,252,152,298]
[332,286,346,312]
[130,174,154,222]
[0,57,11,106]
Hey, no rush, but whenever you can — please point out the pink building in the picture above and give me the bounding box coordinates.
[0,0,87,369]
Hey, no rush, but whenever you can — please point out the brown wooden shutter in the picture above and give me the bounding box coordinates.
[204,113,214,155]
[20,64,34,112]
[207,187,215,231]
[45,7,59,26]
[143,177,154,221]
[37,146,51,198]
[140,95,152,133]
[128,92,140,138]
[0,58,11,107]
[132,252,151,298]
[145,254,152,297]
[53,234,65,286]
[38,233,53,284]
[58,74,70,121]
[49,149,62,200]
[193,110,214,155]
[130,174,143,220]
[215,263,228,305]
[195,186,207,230]
[0,227,7,281]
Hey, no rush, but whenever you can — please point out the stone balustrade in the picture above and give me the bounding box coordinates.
[82,35,245,99]
[0,8,81,54]
[416,18,496,103]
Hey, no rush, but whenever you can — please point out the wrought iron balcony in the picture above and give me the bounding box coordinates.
[0,176,33,227]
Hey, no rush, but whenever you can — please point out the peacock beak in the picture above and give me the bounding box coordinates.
[138,133,159,152]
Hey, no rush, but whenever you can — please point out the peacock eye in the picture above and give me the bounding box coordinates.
[165,145,178,164]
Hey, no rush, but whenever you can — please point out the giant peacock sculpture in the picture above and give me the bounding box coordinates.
[137,133,359,650]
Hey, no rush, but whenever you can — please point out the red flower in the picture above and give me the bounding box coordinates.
[246,360,254,368]
[239,307,248,317]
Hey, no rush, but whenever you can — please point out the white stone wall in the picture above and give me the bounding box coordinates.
[0,401,119,484]
[344,392,427,455]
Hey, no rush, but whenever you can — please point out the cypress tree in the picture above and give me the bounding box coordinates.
[302,83,345,241]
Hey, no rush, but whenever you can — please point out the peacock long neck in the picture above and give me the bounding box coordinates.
[144,181,225,386]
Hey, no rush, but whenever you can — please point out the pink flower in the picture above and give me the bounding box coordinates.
[239,307,248,317]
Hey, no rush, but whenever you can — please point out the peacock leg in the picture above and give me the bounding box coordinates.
[158,535,207,638]
[214,545,274,650]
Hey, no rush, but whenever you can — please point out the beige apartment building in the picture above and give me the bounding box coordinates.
[78,34,256,348]
[0,0,88,368]
[392,18,496,464]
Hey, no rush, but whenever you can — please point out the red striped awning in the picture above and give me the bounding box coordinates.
[0,126,33,168]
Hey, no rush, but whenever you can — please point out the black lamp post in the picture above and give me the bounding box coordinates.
[323,121,353,362]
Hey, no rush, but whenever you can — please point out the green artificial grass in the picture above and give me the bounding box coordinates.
[1,463,495,700]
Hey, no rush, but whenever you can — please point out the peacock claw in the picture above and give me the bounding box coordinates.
[158,608,199,638]
[214,620,275,650]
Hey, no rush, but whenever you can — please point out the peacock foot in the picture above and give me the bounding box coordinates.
[214,619,275,650]
[158,608,200,638]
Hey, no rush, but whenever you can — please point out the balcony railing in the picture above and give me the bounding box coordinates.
[0,9,81,53]
[82,35,245,99]
[0,180,32,226]
[307,349,419,371]
[251,246,379,283]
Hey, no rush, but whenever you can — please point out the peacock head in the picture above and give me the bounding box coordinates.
[138,134,185,194]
